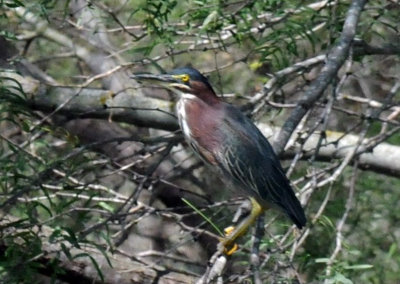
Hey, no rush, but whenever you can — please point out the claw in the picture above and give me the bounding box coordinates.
[225,243,238,255]
[224,226,235,236]
[218,237,239,255]
[217,198,264,256]
[218,227,239,255]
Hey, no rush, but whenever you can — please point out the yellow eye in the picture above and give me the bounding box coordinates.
[181,74,190,82]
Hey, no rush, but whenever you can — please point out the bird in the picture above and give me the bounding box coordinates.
[131,67,306,254]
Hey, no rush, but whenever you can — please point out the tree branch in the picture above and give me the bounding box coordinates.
[1,72,178,131]
[273,0,368,155]
[3,71,400,177]
[0,215,197,284]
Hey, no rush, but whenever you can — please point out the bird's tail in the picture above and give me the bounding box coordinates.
[285,193,306,229]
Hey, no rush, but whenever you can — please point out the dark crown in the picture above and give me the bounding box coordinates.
[170,67,213,90]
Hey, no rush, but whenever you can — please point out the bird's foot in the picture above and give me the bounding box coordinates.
[217,199,264,255]
[218,226,239,255]
[224,225,235,236]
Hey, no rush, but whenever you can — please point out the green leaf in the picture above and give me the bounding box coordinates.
[5,0,25,8]
[315,258,330,263]
[91,242,113,268]
[98,202,114,213]
[63,227,80,248]
[73,253,104,282]
[182,198,223,237]
[201,10,218,30]
[60,243,72,261]
[330,273,353,284]
[387,243,397,258]
[49,227,62,243]
[33,202,53,218]
[20,119,30,132]
[344,264,373,270]
[319,215,335,230]
[129,45,155,54]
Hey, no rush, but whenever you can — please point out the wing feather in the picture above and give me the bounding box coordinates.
[215,105,306,228]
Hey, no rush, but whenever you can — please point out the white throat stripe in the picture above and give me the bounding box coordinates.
[181,93,196,100]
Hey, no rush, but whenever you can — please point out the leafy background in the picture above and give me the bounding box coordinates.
[0,0,399,283]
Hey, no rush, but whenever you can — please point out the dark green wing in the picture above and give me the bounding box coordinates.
[215,104,306,228]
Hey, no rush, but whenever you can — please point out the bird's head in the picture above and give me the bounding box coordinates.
[131,67,218,103]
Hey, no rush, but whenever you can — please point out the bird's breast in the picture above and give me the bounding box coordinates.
[176,96,223,165]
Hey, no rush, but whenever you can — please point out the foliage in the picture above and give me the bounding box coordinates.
[0,0,399,283]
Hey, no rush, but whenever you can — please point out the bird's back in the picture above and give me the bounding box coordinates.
[215,104,306,228]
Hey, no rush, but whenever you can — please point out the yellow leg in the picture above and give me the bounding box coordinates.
[218,197,264,255]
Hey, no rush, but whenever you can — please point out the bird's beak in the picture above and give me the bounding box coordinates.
[131,73,191,91]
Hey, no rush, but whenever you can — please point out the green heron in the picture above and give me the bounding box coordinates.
[131,67,306,254]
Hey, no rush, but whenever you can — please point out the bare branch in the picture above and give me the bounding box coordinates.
[273,0,368,155]
[0,215,198,284]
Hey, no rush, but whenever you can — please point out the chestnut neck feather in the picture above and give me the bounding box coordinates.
[189,80,220,105]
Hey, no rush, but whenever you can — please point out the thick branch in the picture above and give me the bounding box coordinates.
[1,72,178,131]
[259,124,400,178]
[33,86,178,131]
[14,6,131,94]
[3,72,400,177]
[273,0,368,155]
